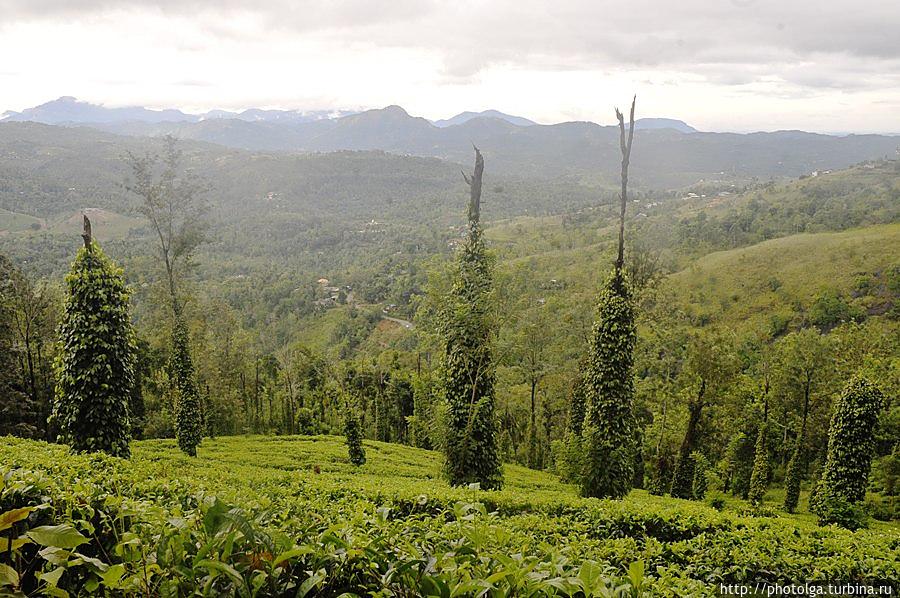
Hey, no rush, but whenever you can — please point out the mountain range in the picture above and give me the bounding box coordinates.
[2,97,899,188]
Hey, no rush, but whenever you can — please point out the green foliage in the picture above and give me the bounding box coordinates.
[295,407,319,435]
[747,421,770,506]
[556,431,585,484]
[440,192,502,489]
[581,271,636,499]
[810,483,869,530]
[49,241,135,458]
[691,452,709,500]
[344,403,366,466]
[171,314,202,457]
[721,432,754,499]
[783,436,804,514]
[671,453,696,500]
[873,450,900,496]
[706,491,727,511]
[0,255,32,438]
[809,289,865,331]
[818,376,886,504]
[2,435,899,597]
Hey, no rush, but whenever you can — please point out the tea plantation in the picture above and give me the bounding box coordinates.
[1,435,897,596]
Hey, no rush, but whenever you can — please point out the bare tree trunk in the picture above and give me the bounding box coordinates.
[614,97,636,273]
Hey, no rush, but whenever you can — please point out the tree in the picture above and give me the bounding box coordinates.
[691,452,710,500]
[171,315,202,455]
[670,330,738,499]
[344,397,366,466]
[558,364,587,483]
[818,376,885,504]
[441,147,503,490]
[49,217,135,457]
[0,255,33,438]
[514,305,550,468]
[127,136,208,456]
[581,97,638,500]
[748,420,770,506]
[775,329,831,512]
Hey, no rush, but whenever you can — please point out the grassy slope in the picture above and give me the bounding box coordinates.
[667,223,900,332]
[0,207,42,233]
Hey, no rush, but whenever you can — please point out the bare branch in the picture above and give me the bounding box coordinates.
[81,214,92,249]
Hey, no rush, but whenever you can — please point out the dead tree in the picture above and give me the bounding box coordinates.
[614,97,636,273]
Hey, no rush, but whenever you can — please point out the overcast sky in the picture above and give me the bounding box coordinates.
[1,0,899,132]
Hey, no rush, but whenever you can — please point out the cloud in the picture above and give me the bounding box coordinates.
[2,0,898,77]
[0,0,898,132]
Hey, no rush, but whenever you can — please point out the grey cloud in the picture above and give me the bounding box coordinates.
[2,0,899,90]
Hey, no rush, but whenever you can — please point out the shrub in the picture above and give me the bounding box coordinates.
[296,407,319,435]
[864,494,898,522]
[808,290,864,330]
[782,436,804,513]
[873,451,900,496]
[812,484,869,530]
[555,431,584,484]
[706,491,727,511]
[49,241,135,458]
[670,453,695,499]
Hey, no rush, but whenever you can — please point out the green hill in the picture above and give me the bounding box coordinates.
[668,224,900,333]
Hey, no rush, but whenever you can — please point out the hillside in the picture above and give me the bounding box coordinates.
[2,435,896,595]
[668,224,900,333]
[89,112,900,186]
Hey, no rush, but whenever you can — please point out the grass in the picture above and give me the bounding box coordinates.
[0,208,43,233]
[668,223,900,332]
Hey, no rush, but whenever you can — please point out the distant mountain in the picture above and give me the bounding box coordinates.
[634,118,697,133]
[1,97,357,126]
[1,96,197,125]
[433,110,536,128]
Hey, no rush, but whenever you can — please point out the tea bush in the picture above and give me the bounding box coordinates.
[1,435,897,596]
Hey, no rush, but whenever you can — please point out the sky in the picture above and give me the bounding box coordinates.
[1,0,899,133]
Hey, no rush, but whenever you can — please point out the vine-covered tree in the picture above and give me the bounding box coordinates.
[748,349,773,506]
[171,315,202,455]
[126,136,208,456]
[344,397,366,466]
[691,452,709,500]
[49,217,135,457]
[0,255,33,437]
[581,98,638,500]
[441,147,503,490]
[776,329,831,512]
[748,420,770,506]
[558,364,587,483]
[670,330,738,499]
[818,376,885,504]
